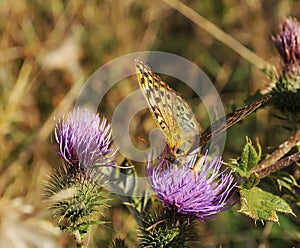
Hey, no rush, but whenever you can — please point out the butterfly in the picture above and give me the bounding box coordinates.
[135,58,271,164]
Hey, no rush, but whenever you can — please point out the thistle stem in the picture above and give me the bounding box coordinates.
[252,129,300,173]
[74,230,83,248]
[255,151,300,179]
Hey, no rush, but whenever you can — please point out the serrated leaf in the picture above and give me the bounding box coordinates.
[229,138,260,178]
[239,187,295,223]
[240,139,260,173]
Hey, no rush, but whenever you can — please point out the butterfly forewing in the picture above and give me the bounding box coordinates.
[135,59,201,157]
[199,94,271,146]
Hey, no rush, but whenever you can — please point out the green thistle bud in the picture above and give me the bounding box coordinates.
[138,207,196,248]
[44,162,108,244]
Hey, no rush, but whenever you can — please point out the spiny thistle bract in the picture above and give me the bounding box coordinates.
[110,238,129,248]
[271,17,300,114]
[44,108,116,244]
[44,163,108,234]
[138,207,196,248]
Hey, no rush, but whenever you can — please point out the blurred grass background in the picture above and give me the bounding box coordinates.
[0,0,300,247]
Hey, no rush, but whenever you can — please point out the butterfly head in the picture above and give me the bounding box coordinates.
[168,137,201,166]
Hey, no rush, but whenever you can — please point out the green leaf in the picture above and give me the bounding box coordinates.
[275,172,299,192]
[106,159,152,222]
[229,137,260,178]
[123,190,152,227]
[111,159,138,197]
[239,187,295,223]
[242,174,260,189]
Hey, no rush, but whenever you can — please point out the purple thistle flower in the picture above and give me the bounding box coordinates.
[147,153,236,222]
[271,17,300,113]
[273,17,300,75]
[53,108,116,171]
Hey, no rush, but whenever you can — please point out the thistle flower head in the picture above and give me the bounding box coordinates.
[273,17,300,73]
[271,17,300,113]
[45,108,115,243]
[147,153,236,222]
[54,108,116,173]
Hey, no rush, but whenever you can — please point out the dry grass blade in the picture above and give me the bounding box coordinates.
[162,0,272,70]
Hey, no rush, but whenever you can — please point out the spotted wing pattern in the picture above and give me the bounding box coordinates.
[135,58,271,159]
[199,95,271,146]
[135,59,201,158]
